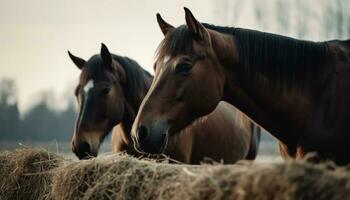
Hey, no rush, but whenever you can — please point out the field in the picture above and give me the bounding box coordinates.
[0,138,283,163]
[1,148,350,200]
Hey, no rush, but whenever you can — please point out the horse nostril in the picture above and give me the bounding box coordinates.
[75,141,92,160]
[138,124,149,140]
[80,141,91,153]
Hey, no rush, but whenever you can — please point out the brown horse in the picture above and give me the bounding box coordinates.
[132,8,350,165]
[69,43,260,163]
[69,44,151,159]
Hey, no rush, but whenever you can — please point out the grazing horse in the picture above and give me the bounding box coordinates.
[132,8,350,165]
[69,44,151,159]
[69,43,260,164]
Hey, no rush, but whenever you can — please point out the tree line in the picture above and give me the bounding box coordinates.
[0,78,76,141]
[214,0,350,40]
[0,78,277,143]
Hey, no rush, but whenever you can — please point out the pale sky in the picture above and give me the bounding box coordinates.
[0,0,342,112]
[0,0,220,112]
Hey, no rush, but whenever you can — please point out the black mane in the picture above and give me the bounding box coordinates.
[112,54,152,104]
[158,23,328,90]
[204,23,328,89]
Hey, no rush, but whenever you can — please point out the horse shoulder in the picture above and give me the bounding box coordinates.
[189,101,251,163]
[214,102,251,143]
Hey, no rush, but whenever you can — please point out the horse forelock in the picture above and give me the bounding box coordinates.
[155,25,194,62]
[83,55,109,83]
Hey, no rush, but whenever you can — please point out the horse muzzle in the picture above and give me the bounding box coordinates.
[72,140,98,160]
[133,121,169,155]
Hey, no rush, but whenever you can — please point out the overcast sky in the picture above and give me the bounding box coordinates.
[0,0,342,112]
[0,0,222,112]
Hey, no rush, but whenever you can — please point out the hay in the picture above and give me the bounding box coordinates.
[1,148,350,200]
[0,148,63,200]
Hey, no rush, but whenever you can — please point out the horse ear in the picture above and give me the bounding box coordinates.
[68,51,86,69]
[184,7,209,43]
[100,43,112,68]
[156,13,174,36]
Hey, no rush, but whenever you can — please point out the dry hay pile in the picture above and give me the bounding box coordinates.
[1,148,350,200]
[0,148,62,200]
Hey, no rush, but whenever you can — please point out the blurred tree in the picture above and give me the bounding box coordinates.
[348,15,350,36]
[336,0,344,37]
[253,0,268,30]
[0,78,20,140]
[324,0,350,39]
[276,0,290,35]
[0,78,17,106]
[295,0,309,38]
[21,90,77,141]
[214,0,244,25]
[21,94,59,140]
[57,99,77,141]
[324,1,337,38]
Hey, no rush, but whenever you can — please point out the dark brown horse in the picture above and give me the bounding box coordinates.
[69,43,260,163]
[69,44,151,159]
[132,8,350,165]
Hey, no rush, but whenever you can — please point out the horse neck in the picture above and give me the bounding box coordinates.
[118,67,153,142]
[215,31,328,148]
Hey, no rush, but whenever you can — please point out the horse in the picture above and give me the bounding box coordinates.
[131,8,350,165]
[69,43,260,164]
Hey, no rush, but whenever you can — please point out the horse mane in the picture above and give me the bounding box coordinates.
[343,39,350,47]
[112,55,152,104]
[204,23,328,90]
[157,23,328,90]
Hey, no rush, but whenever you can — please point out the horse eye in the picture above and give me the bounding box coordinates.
[175,62,192,75]
[101,87,111,96]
